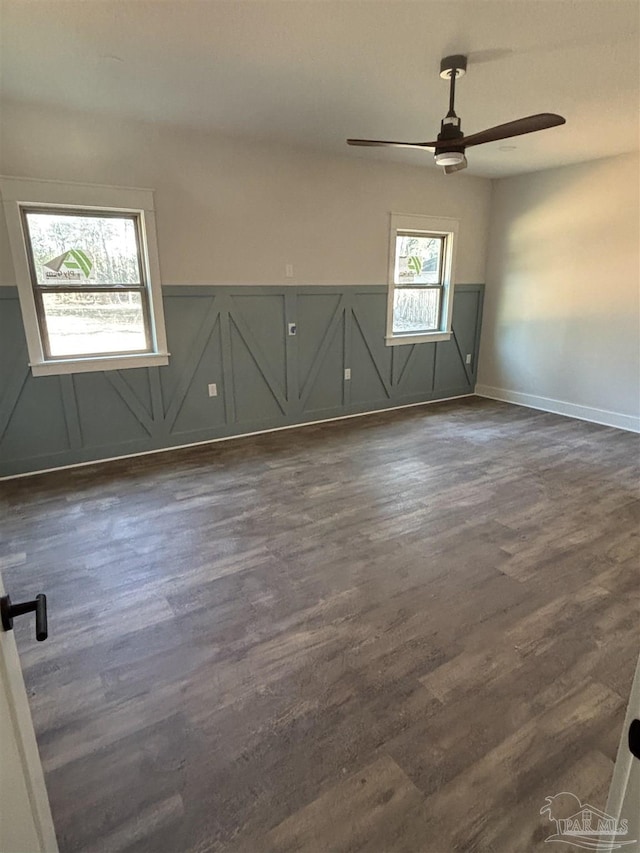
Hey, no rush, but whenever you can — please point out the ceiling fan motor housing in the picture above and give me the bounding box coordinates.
[438,117,463,142]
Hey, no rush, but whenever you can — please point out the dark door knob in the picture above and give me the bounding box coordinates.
[630,719,640,761]
[1,594,48,641]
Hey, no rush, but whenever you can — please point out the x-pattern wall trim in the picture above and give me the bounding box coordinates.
[0,285,484,476]
[60,376,82,450]
[229,302,288,415]
[0,346,29,444]
[105,372,155,436]
[351,309,391,399]
[165,296,220,431]
[299,294,346,408]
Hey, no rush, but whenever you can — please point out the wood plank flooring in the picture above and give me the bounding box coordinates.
[1,397,639,853]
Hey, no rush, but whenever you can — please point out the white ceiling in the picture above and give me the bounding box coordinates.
[1,0,638,177]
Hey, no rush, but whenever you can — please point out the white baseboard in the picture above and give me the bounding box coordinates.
[475,384,640,433]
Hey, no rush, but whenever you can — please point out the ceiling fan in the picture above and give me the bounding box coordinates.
[347,55,565,173]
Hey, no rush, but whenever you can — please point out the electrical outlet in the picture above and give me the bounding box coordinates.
[288,322,297,336]
[208,383,218,397]
[285,264,294,278]
[465,354,472,365]
[344,368,351,380]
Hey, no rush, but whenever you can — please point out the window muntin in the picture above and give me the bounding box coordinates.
[21,207,154,361]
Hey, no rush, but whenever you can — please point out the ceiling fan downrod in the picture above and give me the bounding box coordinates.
[435,55,467,166]
[438,55,467,138]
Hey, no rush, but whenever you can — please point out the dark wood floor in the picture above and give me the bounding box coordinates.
[1,397,639,853]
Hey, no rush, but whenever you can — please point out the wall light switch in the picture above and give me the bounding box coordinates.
[208,383,218,397]
[288,323,297,336]
[465,354,472,365]
[344,368,351,380]
[285,264,294,278]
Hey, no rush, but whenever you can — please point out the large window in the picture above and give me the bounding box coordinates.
[386,214,458,346]
[1,178,169,376]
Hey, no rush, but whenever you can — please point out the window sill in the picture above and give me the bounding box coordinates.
[385,331,452,347]
[30,352,170,377]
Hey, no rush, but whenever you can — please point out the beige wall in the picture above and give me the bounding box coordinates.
[0,99,491,287]
[3,100,637,429]
[478,152,640,428]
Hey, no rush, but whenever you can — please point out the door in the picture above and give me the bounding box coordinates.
[0,573,58,853]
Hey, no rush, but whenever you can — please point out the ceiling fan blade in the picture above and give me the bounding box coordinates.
[347,138,434,149]
[444,156,468,174]
[460,113,565,148]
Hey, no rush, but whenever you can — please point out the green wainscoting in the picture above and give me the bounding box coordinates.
[0,284,484,477]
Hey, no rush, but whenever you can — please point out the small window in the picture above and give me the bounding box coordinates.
[1,178,169,376]
[386,214,458,346]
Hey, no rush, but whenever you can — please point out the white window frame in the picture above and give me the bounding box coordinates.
[385,213,459,347]
[0,177,169,376]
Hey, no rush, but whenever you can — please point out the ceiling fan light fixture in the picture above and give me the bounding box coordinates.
[434,151,465,166]
[346,53,566,174]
